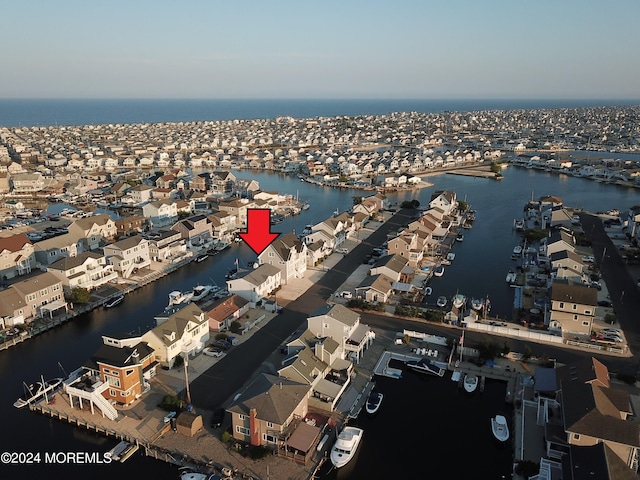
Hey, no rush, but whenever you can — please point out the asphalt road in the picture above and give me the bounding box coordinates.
[188,209,640,412]
[188,209,415,410]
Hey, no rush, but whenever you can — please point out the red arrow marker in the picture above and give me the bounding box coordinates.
[239,209,280,256]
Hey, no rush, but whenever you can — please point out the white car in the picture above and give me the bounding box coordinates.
[602,334,623,343]
[602,328,622,336]
[336,248,349,254]
[203,347,224,357]
[337,291,353,299]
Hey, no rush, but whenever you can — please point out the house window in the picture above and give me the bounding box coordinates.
[105,375,121,388]
[109,389,117,396]
[263,433,277,444]
[573,315,578,321]
[584,309,591,315]
[582,321,589,327]
[236,426,250,436]
[125,369,135,376]
[559,302,564,309]
[572,304,577,310]
[239,414,246,421]
[573,433,580,440]
[266,421,273,428]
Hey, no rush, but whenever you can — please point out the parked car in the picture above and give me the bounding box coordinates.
[598,300,613,308]
[602,334,623,343]
[336,247,349,254]
[601,328,622,336]
[203,346,223,358]
[210,407,225,428]
[337,291,353,299]
[213,339,232,350]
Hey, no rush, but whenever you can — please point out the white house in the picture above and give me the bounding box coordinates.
[227,263,281,304]
[103,235,151,278]
[47,251,118,291]
[258,232,307,285]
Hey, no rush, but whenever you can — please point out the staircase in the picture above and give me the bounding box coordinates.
[536,397,547,426]
[64,380,118,420]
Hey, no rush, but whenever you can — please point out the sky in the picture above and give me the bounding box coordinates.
[2,0,639,100]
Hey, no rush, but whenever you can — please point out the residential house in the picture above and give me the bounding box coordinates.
[144,229,188,263]
[142,303,210,369]
[125,184,154,204]
[142,199,178,228]
[305,239,331,267]
[155,174,176,189]
[103,235,151,278]
[550,250,586,283]
[67,213,117,249]
[387,231,423,266]
[258,232,307,285]
[205,294,250,331]
[306,304,374,363]
[429,190,457,216]
[171,214,213,248]
[0,233,35,280]
[368,254,410,282]
[47,251,117,292]
[9,271,67,320]
[548,279,598,335]
[626,205,640,242]
[208,211,237,242]
[542,227,576,257]
[227,373,313,449]
[218,198,254,227]
[0,288,27,327]
[83,334,157,405]
[354,273,395,304]
[227,264,281,304]
[114,215,149,238]
[209,171,237,196]
[33,232,85,266]
[11,172,46,193]
[0,172,10,194]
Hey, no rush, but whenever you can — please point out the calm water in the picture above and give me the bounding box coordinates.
[1,98,638,127]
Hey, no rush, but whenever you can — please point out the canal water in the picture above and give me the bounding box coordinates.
[1,165,638,478]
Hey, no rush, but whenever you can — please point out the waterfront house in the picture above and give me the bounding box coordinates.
[429,189,457,216]
[207,211,237,242]
[550,250,586,282]
[306,239,330,267]
[171,214,213,249]
[33,231,85,266]
[227,373,314,450]
[541,227,576,257]
[387,231,423,267]
[9,271,67,320]
[306,304,374,363]
[83,334,156,406]
[125,184,154,204]
[0,288,27,328]
[368,254,410,282]
[258,232,307,285]
[47,251,117,292]
[205,294,250,332]
[143,229,188,263]
[548,279,597,335]
[217,198,255,227]
[142,199,178,228]
[227,263,281,305]
[142,302,210,369]
[103,235,151,279]
[10,172,46,193]
[67,213,117,248]
[354,273,395,304]
[0,233,35,280]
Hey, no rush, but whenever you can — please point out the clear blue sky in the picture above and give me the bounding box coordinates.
[2,0,639,99]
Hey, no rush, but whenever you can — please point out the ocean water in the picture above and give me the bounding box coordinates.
[0,98,638,127]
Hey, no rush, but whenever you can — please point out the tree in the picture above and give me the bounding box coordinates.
[352,195,363,206]
[229,320,242,334]
[69,287,90,304]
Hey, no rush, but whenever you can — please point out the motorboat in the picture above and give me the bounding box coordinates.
[456,234,464,242]
[463,373,479,393]
[471,298,483,310]
[179,468,222,480]
[512,245,523,256]
[424,286,432,296]
[168,289,194,307]
[434,265,445,277]
[491,414,510,443]
[436,296,447,308]
[406,358,446,377]
[330,426,364,468]
[213,241,230,252]
[104,294,124,308]
[514,219,525,231]
[505,270,517,284]
[195,253,209,263]
[365,391,383,414]
[446,252,456,261]
[452,293,466,309]
[191,285,219,302]
[14,377,63,409]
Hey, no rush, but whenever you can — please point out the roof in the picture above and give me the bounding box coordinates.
[286,421,321,453]
[106,235,147,251]
[235,263,281,286]
[0,233,32,253]
[371,254,409,273]
[48,251,103,271]
[87,341,154,370]
[550,279,597,306]
[0,288,27,316]
[265,232,305,261]
[356,273,394,294]
[309,304,360,327]
[227,373,310,425]
[206,294,248,322]
[11,271,61,296]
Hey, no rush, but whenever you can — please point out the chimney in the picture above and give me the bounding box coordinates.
[249,408,260,446]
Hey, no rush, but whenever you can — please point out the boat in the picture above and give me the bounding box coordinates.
[514,219,525,231]
[436,296,447,307]
[446,252,456,261]
[456,234,464,242]
[463,373,479,393]
[195,253,209,263]
[424,286,432,296]
[512,245,523,256]
[178,468,221,480]
[14,377,63,409]
[330,426,364,468]
[104,294,124,308]
[470,298,483,310]
[406,358,446,377]
[191,285,219,302]
[452,293,466,309]
[302,203,310,210]
[433,265,445,277]
[491,414,510,443]
[505,270,517,284]
[168,289,194,307]
[213,241,230,252]
[301,225,313,236]
[365,391,383,414]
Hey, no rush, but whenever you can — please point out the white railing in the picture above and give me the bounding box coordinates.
[64,381,118,420]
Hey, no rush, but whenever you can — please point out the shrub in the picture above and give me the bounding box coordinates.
[221,431,232,444]
[159,394,184,412]
[69,287,91,304]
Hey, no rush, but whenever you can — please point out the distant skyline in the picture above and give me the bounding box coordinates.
[2,0,640,100]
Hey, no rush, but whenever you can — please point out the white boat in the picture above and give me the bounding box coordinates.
[463,373,479,393]
[14,377,63,409]
[168,290,194,307]
[191,285,219,302]
[424,286,432,296]
[470,298,483,310]
[505,270,517,284]
[406,358,446,377]
[491,414,510,443]
[330,426,364,468]
[434,265,445,277]
[456,234,464,242]
[179,468,221,480]
[446,252,456,261]
[514,219,524,231]
[512,245,523,256]
[365,391,383,414]
[214,241,230,251]
[452,293,466,309]
[104,294,124,308]
[436,296,447,307]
